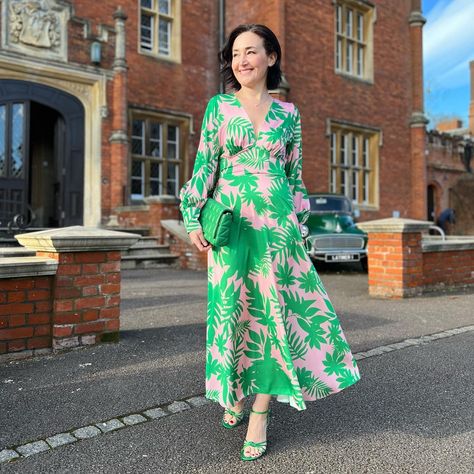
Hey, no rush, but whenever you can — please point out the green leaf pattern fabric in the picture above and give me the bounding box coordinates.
[179,94,360,410]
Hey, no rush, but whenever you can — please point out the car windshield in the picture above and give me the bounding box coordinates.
[309,196,352,213]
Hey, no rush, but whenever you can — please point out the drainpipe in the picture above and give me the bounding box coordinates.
[218,0,225,93]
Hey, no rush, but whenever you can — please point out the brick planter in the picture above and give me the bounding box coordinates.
[359,218,474,298]
[0,227,138,358]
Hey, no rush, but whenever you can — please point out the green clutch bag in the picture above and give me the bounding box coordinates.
[199,197,233,247]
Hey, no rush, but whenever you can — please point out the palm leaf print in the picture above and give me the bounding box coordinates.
[287,330,308,360]
[297,317,327,349]
[333,336,350,354]
[241,188,268,215]
[281,290,321,319]
[244,329,264,360]
[239,365,258,395]
[260,127,281,144]
[250,251,272,279]
[206,352,220,378]
[336,368,360,389]
[226,139,243,156]
[237,148,269,170]
[275,261,296,287]
[314,271,326,296]
[269,226,293,260]
[220,94,240,106]
[297,269,318,292]
[205,389,220,401]
[215,332,227,356]
[267,101,287,122]
[227,116,252,143]
[226,171,259,193]
[234,320,250,341]
[212,245,232,269]
[323,350,346,376]
[296,367,332,398]
[179,94,361,410]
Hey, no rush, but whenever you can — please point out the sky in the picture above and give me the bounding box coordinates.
[423,0,474,129]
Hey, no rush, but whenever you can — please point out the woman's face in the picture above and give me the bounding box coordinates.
[231,31,276,89]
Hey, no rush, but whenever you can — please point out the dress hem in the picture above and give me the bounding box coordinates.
[205,373,361,412]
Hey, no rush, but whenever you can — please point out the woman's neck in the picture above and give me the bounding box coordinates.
[235,85,271,104]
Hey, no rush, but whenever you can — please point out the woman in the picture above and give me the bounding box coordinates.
[179,24,361,461]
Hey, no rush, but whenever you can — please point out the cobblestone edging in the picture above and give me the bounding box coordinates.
[2,324,474,464]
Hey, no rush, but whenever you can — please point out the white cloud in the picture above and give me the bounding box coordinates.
[424,0,474,90]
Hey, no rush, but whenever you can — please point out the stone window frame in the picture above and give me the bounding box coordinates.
[129,109,189,201]
[138,0,182,63]
[328,120,381,210]
[334,0,375,84]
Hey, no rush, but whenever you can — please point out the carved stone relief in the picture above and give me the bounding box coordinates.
[1,0,70,61]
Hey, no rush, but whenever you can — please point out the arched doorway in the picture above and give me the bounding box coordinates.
[427,184,436,221]
[0,80,84,230]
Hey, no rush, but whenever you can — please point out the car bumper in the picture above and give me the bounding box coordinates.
[307,247,367,262]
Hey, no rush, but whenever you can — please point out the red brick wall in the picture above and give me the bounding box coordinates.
[364,226,474,298]
[225,1,417,221]
[423,249,474,289]
[0,277,53,354]
[63,1,422,225]
[36,251,122,346]
[426,131,474,233]
[117,201,180,241]
[162,229,208,271]
[366,232,424,298]
[286,0,414,220]
[66,1,219,220]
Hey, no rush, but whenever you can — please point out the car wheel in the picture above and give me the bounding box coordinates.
[360,257,368,272]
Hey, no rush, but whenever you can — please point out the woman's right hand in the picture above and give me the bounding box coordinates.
[188,229,212,252]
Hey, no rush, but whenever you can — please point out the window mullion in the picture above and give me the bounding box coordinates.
[163,123,168,195]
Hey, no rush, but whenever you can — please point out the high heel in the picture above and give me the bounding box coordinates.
[222,407,245,429]
[240,407,271,461]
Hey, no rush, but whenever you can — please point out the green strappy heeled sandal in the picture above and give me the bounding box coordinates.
[221,407,245,429]
[240,407,271,461]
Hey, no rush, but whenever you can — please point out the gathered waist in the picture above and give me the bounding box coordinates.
[218,163,287,178]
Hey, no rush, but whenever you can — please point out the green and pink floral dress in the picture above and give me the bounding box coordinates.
[179,93,360,410]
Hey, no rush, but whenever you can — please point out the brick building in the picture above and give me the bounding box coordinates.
[425,60,474,235]
[0,0,428,237]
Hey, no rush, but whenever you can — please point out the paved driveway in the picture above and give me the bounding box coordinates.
[1,268,473,473]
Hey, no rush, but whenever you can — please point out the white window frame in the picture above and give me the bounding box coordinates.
[130,111,186,200]
[138,0,180,62]
[334,1,374,82]
[329,127,379,208]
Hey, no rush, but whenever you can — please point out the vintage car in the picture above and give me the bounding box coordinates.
[302,193,368,269]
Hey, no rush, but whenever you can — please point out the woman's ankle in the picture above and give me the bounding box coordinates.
[232,400,244,410]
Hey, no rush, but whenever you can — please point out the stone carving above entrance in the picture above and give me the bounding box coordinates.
[1,0,70,61]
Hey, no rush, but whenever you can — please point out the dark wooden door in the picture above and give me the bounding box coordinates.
[0,101,30,228]
[0,80,84,229]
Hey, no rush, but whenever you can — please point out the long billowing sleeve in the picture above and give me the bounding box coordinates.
[284,105,311,225]
[179,96,222,233]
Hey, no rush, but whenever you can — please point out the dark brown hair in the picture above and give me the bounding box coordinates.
[219,24,282,91]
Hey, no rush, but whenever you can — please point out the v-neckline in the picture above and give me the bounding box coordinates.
[232,93,275,139]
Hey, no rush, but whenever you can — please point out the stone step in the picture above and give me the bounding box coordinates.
[104,227,151,237]
[121,253,178,262]
[127,240,165,249]
[0,247,36,258]
[0,238,20,247]
[125,246,172,256]
[121,253,179,270]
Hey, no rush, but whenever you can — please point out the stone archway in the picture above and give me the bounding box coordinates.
[0,79,84,229]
